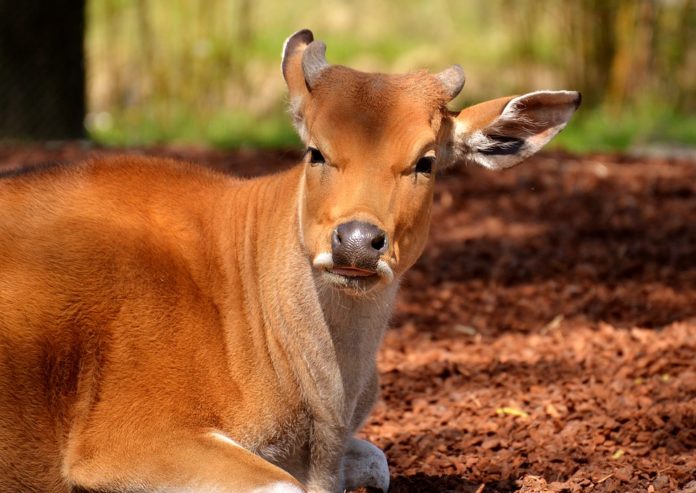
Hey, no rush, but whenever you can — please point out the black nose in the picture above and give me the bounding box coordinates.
[332,221,388,269]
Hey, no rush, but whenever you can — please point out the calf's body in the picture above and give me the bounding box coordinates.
[0,29,579,492]
[0,158,390,492]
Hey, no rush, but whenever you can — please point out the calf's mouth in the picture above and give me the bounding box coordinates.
[312,253,394,285]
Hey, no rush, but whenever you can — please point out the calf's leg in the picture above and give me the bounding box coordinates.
[65,430,305,493]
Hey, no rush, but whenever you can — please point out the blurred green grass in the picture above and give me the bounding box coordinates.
[89,104,696,154]
[551,105,696,154]
[86,0,696,153]
[88,107,301,149]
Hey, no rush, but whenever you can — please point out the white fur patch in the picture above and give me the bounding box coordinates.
[376,260,394,284]
[288,97,309,144]
[280,34,293,68]
[452,124,516,170]
[251,481,304,493]
[208,430,244,449]
[312,252,334,270]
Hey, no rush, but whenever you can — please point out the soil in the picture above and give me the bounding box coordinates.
[1,142,694,492]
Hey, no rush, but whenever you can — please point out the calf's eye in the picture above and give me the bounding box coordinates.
[307,147,325,166]
[415,156,434,175]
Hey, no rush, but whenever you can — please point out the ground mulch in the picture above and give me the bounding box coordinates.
[1,143,694,492]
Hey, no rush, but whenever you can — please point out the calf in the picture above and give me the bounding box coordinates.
[0,29,579,492]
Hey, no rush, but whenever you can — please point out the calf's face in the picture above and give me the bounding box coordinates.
[298,67,450,291]
[282,30,580,295]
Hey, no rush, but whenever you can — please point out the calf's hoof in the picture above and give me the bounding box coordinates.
[341,438,389,493]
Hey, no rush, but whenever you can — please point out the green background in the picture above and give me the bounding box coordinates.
[86,0,696,153]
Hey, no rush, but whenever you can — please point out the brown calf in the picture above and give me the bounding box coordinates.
[0,29,579,492]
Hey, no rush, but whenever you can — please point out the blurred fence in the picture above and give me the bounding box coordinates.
[2,0,693,147]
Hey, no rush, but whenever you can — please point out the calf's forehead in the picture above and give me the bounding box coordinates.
[306,67,448,151]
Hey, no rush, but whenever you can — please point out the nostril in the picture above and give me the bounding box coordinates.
[332,228,342,249]
[371,232,387,252]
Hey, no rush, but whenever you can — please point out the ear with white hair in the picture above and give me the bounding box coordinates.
[281,29,314,98]
[449,90,581,170]
[281,29,331,143]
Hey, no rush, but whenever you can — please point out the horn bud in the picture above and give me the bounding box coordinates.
[436,64,465,100]
[302,41,329,89]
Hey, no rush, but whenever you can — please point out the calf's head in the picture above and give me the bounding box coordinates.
[282,30,580,294]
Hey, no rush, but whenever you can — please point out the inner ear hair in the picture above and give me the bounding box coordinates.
[478,134,525,156]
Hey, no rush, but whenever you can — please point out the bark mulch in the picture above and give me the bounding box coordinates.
[1,143,694,492]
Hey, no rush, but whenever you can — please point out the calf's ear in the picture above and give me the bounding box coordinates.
[448,90,581,170]
[282,29,314,99]
[281,29,330,144]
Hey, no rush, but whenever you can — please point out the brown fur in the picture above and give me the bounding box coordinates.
[1,159,307,491]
